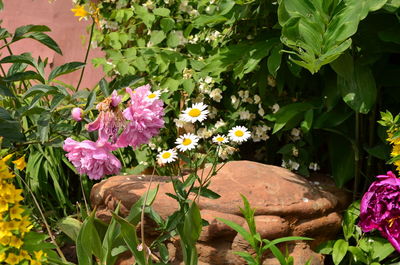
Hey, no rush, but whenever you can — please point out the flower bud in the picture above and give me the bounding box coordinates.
[71,107,83,121]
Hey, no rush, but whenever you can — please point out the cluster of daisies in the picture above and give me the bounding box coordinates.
[64,85,164,180]
[157,102,251,164]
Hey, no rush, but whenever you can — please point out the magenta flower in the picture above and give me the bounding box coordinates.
[86,90,125,144]
[116,85,164,148]
[71,107,83,121]
[359,171,400,252]
[63,137,121,180]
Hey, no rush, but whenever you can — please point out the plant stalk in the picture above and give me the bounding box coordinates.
[76,20,95,91]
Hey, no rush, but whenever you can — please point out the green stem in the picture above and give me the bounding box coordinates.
[76,20,95,90]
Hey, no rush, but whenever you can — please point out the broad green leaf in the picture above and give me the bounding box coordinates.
[0,53,37,67]
[278,0,387,73]
[134,4,155,29]
[370,236,395,261]
[182,202,202,244]
[149,30,166,46]
[269,102,313,134]
[85,89,97,110]
[0,119,25,142]
[167,32,180,48]
[190,187,221,199]
[48,62,85,81]
[58,217,82,242]
[111,213,147,265]
[23,84,58,98]
[160,18,175,33]
[76,211,103,265]
[315,240,335,255]
[332,239,348,265]
[153,7,170,17]
[348,246,367,263]
[339,64,377,114]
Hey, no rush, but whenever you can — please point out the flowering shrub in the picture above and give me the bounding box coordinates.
[359,171,400,252]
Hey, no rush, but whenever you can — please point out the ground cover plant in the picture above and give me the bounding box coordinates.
[0,0,400,264]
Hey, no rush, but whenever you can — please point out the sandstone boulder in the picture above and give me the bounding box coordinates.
[91,161,351,265]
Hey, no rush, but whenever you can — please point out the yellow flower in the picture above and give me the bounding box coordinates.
[18,216,33,234]
[0,251,5,262]
[71,4,89,21]
[1,153,14,162]
[0,160,14,179]
[5,252,20,265]
[34,250,45,261]
[0,235,10,246]
[0,225,12,239]
[12,156,26,171]
[0,198,8,213]
[9,204,24,220]
[3,186,23,204]
[19,250,31,261]
[9,235,24,249]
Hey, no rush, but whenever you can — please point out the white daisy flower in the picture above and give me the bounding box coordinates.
[146,90,161,101]
[175,133,199,151]
[228,126,251,143]
[212,134,228,145]
[157,149,177,164]
[180,102,209,123]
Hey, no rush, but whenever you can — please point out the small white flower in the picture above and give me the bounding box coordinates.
[282,159,299,171]
[231,95,238,104]
[309,162,320,171]
[210,89,222,102]
[212,134,229,145]
[204,76,213,84]
[197,127,213,139]
[182,68,193,79]
[218,145,236,160]
[215,119,226,129]
[291,128,301,141]
[175,133,199,152]
[157,149,177,164]
[228,126,251,143]
[239,110,251,120]
[271,103,280,113]
[181,102,209,123]
[258,105,265,116]
[146,90,161,101]
[292,146,299,157]
[254,94,261,104]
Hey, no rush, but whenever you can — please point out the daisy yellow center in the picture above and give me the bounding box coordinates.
[182,138,192,146]
[188,108,201,117]
[234,130,244,137]
[162,152,171,159]
[148,93,156,99]
[216,137,225,142]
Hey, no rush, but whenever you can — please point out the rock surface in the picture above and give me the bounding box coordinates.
[91,161,351,265]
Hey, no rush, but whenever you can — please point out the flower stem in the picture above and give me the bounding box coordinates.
[76,19,95,91]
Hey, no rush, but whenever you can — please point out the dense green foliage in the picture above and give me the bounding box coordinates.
[81,0,400,197]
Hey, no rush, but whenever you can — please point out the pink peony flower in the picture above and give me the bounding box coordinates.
[86,90,125,144]
[359,171,400,252]
[63,137,121,180]
[71,107,83,121]
[116,85,164,148]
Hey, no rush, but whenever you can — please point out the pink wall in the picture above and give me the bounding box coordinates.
[1,0,104,89]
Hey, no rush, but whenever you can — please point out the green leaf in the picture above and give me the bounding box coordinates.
[332,239,348,265]
[4,71,45,83]
[58,217,82,242]
[23,84,58,98]
[167,32,180,48]
[267,44,282,78]
[348,246,367,263]
[160,18,175,33]
[85,89,97,110]
[369,236,395,261]
[134,4,155,29]
[339,64,377,114]
[12,25,50,41]
[111,213,147,265]
[315,240,335,255]
[25,32,62,54]
[233,251,257,264]
[0,53,37,67]
[99,78,110,97]
[149,30,166,46]
[48,62,85,81]
[182,202,202,244]
[217,217,255,248]
[0,119,25,142]
[300,109,313,133]
[153,7,170,17]
[190,187,221,199]
[76,211,103,265]
[0,81,15,97]
[270,102,313,134]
